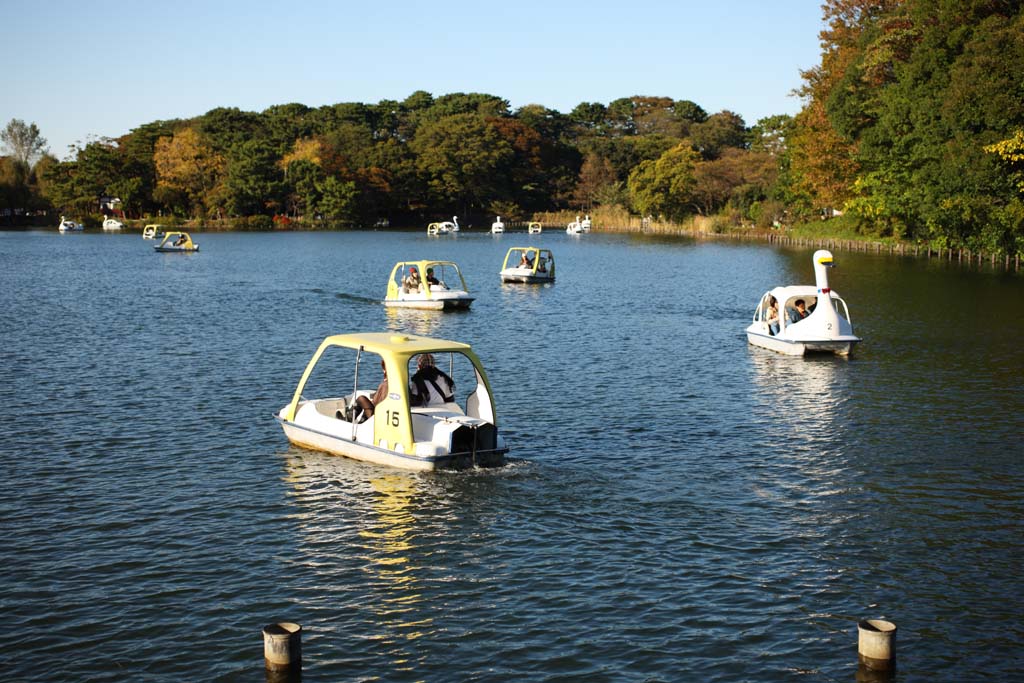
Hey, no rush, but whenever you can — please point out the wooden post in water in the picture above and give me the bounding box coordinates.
[263,623,302,676]
[858,619,897,672]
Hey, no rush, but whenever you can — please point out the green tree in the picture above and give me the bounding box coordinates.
[627,143,701,221]
[224,139,284,215]
[689,111,747,160]
[410,113,514,212]
[317,176,358,224]
[1,119,48,165]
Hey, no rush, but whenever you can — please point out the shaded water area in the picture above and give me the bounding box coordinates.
[1,229,1022,681]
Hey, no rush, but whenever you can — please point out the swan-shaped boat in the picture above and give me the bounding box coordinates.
[527,221,542,234]
[102,216,123,231]
[384,260,474,310]
[580,214,592,231]
[142,224,165,240]
[566,215,583,234]
[427,216,459,235]
[746,250,861,356]
[491,216,505,233]
[58,216,84,232]
[276,332,507,470]
[154,231,199,253]
[499,246,555,284]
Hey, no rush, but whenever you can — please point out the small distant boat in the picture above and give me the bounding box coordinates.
[443,215,460,233]
[276,332,508,470]
[58,216,84,232]
[527,221,542,234]
[499,246,555,284]
[491,216,505,234]
[745,250,862,356]
[384,260,474,310]
[102,216,123,231]
[566,214,591,234]
[154,231,199,253]
[142,224,165,240]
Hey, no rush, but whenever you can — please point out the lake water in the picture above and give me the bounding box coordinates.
[1,228,1022,682]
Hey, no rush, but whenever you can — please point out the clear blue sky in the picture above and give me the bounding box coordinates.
[3,0,825,160]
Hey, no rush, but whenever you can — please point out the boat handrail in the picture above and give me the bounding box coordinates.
[834,294,852,324]
[351,345,362,441]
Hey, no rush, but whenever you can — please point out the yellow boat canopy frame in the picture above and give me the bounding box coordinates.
[385,260,470,303]
[282,333,499,457]
[500,247,555,282]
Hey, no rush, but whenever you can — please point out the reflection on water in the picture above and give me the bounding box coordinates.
[383,305,445,336]
[747,348,851,432]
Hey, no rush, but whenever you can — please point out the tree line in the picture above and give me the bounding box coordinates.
[2,0,1021,253]
[1,93,786,231]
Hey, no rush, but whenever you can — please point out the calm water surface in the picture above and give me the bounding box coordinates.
[1,229,1022,682]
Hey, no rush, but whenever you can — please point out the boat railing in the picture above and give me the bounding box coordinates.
[833,295,852,324]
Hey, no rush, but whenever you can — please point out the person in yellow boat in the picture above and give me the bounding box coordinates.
[518,250,534,268]
[410,353,455,407]
[348,359,388,422]
[173,234,188,247]
[403,266,421,292]
[425,267,444,288]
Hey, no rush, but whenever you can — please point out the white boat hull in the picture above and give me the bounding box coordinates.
[746,328,860,356]
[384,295,474,310]
[499,267,554,284]
[276,400,505,471]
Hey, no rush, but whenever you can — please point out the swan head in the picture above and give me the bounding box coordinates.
[812,250,834,292]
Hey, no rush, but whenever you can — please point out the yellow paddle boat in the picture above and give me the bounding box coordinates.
[499,247,555,283]
[154,231,199,253]
[527,221,542,234]
[276,333,507,470]
[384,260,474,310]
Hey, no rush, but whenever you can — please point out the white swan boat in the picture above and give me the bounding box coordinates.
[102,216,123,231]
[142,224,165,240]
[276,332,507,470]
[427,216,459,235]
[384,260,474,310]
[566,214,591,234]
[154,231,199,253]
[527,221,542,234]
[746,250,862,356]
[491,216,505,233]
[499,246,555,284]
[58,216,84,232]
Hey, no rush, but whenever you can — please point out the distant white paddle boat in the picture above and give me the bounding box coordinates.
[427,216,459,235]
[384,260,474,310]
[746,249,862,356]
[499,246,555,284]
[58,216,84,232]
[491,216,505,233]
[566,215,583,234]
[580,214,592,232]
[102,216,123,231]
[276,332,508,470]
[142,224,165,240]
